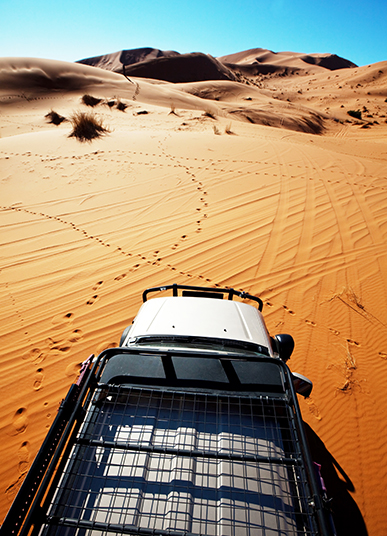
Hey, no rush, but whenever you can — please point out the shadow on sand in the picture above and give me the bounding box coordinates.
[304,423,368,536]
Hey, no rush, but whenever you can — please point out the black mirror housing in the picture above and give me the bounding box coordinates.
[273,334,295,362]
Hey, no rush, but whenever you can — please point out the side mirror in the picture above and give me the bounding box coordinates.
[119,325,132,346]
[273,334,294,362]
[291,372,313,397]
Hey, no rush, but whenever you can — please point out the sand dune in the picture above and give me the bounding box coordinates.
[77,47,180,74]
[218,48,357,74]
[77,46,357,81]
[1,51,387,535]
[78,48,238,82]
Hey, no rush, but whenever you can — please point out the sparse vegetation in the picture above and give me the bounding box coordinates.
[81,94,129,112]
[82,94,102,107]
[213,125,221,135]
[225,123,234,135]
[347,109,362,120]
[116,99,128,112]
[204,111,216,120]
[68,112,109,142]
[45,110,66,125]
[169,103,179,116]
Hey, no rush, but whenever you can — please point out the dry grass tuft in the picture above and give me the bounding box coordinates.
[45,110,67,125]
[82,94,102,107]
[68,112,109,142]
[225,122,235,135]
[204,111,216,120]
[169,103,179,116]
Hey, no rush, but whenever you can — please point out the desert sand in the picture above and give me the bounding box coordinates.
[1,52,387,535]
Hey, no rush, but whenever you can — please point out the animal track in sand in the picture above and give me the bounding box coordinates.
[329,328,340,336]
[33,368,44,390]
[379,352,387,360]
[156,142,208,239]
[5,474,25,502]
[23,347,45,364]
[5,282,29,338]
[52,312,74,325]
[4,206,123,254]
[46,328,83,353]
[69,329,83,343]
[3,168,211,280]
[4,441,31,501]
[114,273,127,281]
[304,397,322,421]
[65,361,82,378]
[46,340,71,353]
[96,340,118,354]
[11,408,28,435]
[18,441,30,474]
[283,305,296,315]
[86,295,99,306]
[8,191,198,283]
[305,319,316,326]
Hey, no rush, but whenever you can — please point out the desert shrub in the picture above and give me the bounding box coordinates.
[347,109,362,120]
[45,110,66,125]
[68,112,109,142]
[204,111,216,119]
[116,100,128,111]
[81,94,102,107]
[213,125,221,135]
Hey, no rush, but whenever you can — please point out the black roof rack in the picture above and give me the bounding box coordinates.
[0,347,334,536]
[142,283,264,311]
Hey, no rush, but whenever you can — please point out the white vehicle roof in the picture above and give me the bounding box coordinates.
[125,296,274,355]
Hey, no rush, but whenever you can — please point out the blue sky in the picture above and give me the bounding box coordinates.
[1,0,386,66]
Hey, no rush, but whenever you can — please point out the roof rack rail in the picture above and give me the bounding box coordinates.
[142,283,264,311]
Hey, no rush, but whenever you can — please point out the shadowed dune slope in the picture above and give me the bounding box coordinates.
[77,47,180,74]
[122,53,239,82]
